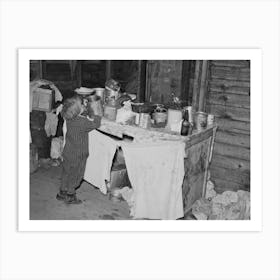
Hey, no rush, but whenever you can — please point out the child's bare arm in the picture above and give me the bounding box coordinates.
[83,115,101,132]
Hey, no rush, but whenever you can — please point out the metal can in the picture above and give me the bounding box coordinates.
[104,105,117,121]
[186,106,193,124]
[139,113,151,129]
[134,113,140,125]
[196,111,208,131]
[207,114,215,126]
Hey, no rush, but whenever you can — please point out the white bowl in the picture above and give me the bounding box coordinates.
[74,87,94,95]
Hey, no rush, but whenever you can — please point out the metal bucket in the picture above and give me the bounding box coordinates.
[139,113,151,129]
[196,111,208,131]
[94,88,105,102]
[87,95,103,117]
[104,105,117,121]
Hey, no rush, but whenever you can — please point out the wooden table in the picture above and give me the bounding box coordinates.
[98,119,217,214]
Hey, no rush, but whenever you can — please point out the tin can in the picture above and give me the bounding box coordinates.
[196,111,208,131]
[104,105,117,121]
[134,113,140,125]
[207,114,215,126]
[87,95,103,117]
[186,106,193,124]
[139,113,151,129]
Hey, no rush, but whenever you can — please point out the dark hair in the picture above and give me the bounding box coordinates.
[61,95,82,120]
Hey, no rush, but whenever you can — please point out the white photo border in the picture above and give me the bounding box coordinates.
[19,48,261,232]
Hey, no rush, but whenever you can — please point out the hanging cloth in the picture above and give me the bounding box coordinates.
[84,130,118,194]
[121,141,185,220]
[44,112,58,137]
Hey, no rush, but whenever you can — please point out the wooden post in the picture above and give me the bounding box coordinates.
[192,60,202,111]
[39,60,43,79]
[76,60,82,87]
[145,61,152,102]
[180,60,192,103]
[137,60,147,102]
[106,60,112,81]
[201,125,217,198]
[198,60,209,112]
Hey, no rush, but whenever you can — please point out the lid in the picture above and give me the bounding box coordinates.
[75,87,94,95]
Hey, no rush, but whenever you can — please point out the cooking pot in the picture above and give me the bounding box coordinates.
[152,107,168,125]
[93,88,105,102]
[87,95,103,117]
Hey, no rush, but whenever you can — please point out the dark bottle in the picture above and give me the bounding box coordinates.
[181,110,190,136]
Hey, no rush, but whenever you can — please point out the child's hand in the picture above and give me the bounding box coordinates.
[86,116,94,121]
[100,118,110,125]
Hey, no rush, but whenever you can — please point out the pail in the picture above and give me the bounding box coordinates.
[104,105,117,121]
[139,113,151,129]
[87,95,103,117]
[94,88,105,102]
[152,107,167,125]
[196,111,208,131]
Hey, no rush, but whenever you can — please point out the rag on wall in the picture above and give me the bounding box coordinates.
[84,130,118,194]
[50,137,64,159]
[44,112,58,137]
[121,141,185,220]
[50,83,63,103]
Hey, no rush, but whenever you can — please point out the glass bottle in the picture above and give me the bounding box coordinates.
[181,110,190,136]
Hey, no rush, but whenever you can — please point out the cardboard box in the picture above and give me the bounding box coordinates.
[32,88,54,112]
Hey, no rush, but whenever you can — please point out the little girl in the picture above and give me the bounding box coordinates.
[56,95,101,204]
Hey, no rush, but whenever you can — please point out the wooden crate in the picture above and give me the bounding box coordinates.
[98,119,217,214]
[32,88,54,112]
[182,126,217,212]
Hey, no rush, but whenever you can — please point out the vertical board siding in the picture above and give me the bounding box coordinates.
[146,60,183,103]
[206,60,250,192]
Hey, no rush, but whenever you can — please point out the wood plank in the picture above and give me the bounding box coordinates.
[210,165,250,186]
[209,84,250,95]
[183,138,212,211]
[210,68,250,82]
[213,142,250,161]
[185,125,216,149]
[210,60,250,68]
[137,60,147,102]
[211,178,250,193]
[210,78,250,88]
[214,118,250,134]
[208,92,250,109]
[180,60,192,101]
[211,154,250,171]
[106,60,112,80]
[192,60,202,112]
[215,130,250,148]
[198,60,209,111]
[183,173,205,212]
[210,65,250,74]
[206,103,250,122]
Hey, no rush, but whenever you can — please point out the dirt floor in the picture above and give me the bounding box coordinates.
[30,164,131,220]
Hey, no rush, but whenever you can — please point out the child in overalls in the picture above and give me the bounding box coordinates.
[56,95,101,204]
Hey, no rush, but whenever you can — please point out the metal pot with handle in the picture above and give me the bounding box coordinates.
[152,105,168,125]
[87,95,103,117]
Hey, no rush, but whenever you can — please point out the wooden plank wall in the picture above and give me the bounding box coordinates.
[206,60,250,193]
[146,60,183,103]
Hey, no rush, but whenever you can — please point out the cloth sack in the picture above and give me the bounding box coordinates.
[50,137,64,159]
[122,141,185,220]
[44,112,58,137]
